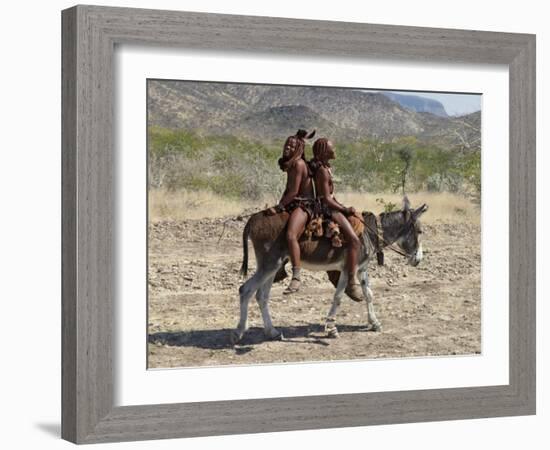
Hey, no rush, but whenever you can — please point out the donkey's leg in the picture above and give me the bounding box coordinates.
[230,266,272,344]
[324,271,348,338]
[256,272,282,340]
[230,264,279,344]
[360,269,381,331]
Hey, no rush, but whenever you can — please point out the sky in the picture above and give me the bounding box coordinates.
[380,90,482,116]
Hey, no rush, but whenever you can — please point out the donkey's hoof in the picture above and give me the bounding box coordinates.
[229,329,243,345]
[368,322,382,332]
[325,318,338,338]
[326,327,339,339]
[265,329,284,341]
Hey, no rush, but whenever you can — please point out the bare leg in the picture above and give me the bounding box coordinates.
[330,212,363,300]
[286,207,308,267]
[330,212,360,273]
[283,208,308,294]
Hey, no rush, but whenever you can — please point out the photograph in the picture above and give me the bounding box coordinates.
[146,79,482,369]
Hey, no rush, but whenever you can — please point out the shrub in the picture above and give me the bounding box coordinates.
[148,127,481,200]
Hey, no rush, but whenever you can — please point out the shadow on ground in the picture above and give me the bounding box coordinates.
[149,324,374,351]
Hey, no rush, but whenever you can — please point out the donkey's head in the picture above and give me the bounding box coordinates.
[379,196,428,266]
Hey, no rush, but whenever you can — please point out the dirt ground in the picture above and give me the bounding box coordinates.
[147,215,481,369]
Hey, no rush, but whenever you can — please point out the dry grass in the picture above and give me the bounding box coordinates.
[337,192,480,225]
[149,189,271,221]
[149,189,479,224]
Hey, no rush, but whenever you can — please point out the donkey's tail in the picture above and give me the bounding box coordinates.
[239,219,252,277]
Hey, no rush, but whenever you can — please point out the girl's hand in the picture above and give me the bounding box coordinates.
[344,206,356,216]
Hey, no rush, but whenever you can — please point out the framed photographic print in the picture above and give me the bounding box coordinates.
[62,4,536,444]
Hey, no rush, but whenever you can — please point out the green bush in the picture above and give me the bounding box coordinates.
[375,197,399,213]
[148,127,481,200]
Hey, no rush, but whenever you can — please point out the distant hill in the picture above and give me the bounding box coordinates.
[148,80,480,150]
[417,110,481,150]
[382,92,448,117]
[228,105,362,142]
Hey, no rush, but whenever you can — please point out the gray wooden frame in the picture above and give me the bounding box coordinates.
[62,4,536,444]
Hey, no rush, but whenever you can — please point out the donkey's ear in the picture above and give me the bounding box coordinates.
[402,195,411,211]
[413,203,429,218]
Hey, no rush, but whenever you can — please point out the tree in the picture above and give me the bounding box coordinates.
[396,146,415,195]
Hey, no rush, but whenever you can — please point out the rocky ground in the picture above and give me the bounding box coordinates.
[147,218,481,368]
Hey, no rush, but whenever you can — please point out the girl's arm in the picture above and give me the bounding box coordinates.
[316,168,349,214]
[275,163,304,210]
[316,168,356,216]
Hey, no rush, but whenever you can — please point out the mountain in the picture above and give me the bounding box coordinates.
[229,105,362,142]
[148,80,480,150]
[382,92,448,117]
[418,110,481,150]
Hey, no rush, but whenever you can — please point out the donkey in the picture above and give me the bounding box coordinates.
[230,196,428,344]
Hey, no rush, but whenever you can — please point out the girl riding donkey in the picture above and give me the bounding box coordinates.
[308,138,364,301]
[266,129,316,294]
[268,132,364,301]
[234,136,428,343]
